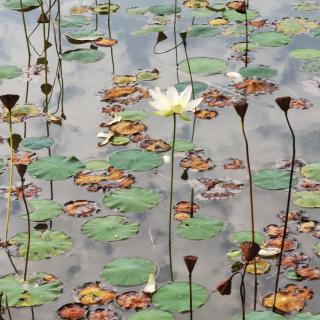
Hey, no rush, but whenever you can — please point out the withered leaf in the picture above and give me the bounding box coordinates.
[63,200,100,217]
[116,292,151,310]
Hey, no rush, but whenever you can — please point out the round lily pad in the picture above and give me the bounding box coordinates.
[148,5,181,15]
[179,57,228,75]
[21,136,54,150]
[222,9,259,22]
[152,282,208,313]
[104,187,160,213]
[128,309,175,320]
[133,24,167,36]
[249,32,293,47]
[176,216,224,240]
[63,49,105,64]
[0,273,62,307]
[239,65,278,79]
[302,59,320,74]
[231,231,266,245]
[187,7,213,17]
[301,163,320,181]
[231,42,258,52]
[292,191,320,208]
[60,15,91,28]
[101,257,156,286]
[0,65,23,80]
[276,17,318,35]
[223,25,254,37]
[286,270,303,281]
[23,199,62,222]
[85,160,110,171]
[233,311,286,320]
[290,48,320,60]
[126,7,148,15]
[28,155,85,181]
[65,30,104,42]
[253,169,297,190]
[171,139,196,152]
[9,230,72,260]
[92,3,120,14]
[82,215,139,242]
[137,69,159,81]
[108,149,163,171]
[119,110,148,121]
[110,136,130,146]
[175,81,208,96]
[186,24,220,38]
[3,0,40,11]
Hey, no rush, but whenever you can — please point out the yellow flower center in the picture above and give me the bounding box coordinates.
[172,104,183,114]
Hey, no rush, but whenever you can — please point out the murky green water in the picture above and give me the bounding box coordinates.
[1,0,320,319]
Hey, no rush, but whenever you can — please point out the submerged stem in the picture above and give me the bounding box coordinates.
[240,118,257,310]
[273,111,295,311]
[168,113,177,281]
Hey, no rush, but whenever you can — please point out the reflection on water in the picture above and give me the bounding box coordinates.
[0,0,320,319]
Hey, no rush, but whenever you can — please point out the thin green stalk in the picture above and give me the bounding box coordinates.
[244,7,249,68]
[168,113,177,281]
[273,111,295,311]
[4,112,13,247]
[19,0,31,65]
[107,0,115,73]
[5,295,12,320]
[189,273,193,320]
[173,0,179,82]
[240,119,257,310]
[21,176,31,281]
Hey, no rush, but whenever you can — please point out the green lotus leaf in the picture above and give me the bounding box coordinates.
[104,187,160,213]
[108,149,163,171]
[176,216,224,240]
[171,139,196,152]
[23,199,62,222]
[126,7,148,15]
[85,160,110,171]
[128,309,175,320]
[110,136,130,146]
[0,273,62,307]
[290,48,320,60]
[3,0,40,11]
[175,81,208,96]
[301,163,320,181]
[137,69,159,81]
[118,110,148,121]
[294,2,320,11]
[249,31,293,47]
[253,169,297,190]
[187,7,214,17]
[28,155,85,181]
[82,215,139,242]
[0,65,23,80]
[179,57,228,75]
[231,231,266,245]
[101,257,156,286]
[63,49,105,63]
[133,24,167,36]
[65,30,104,42]
[302,59,320,74]
[292,191,320,208]
[60,15,91,28]
[9,230,72,260]
[223,9,259,22]
[231,42,258,52]
[276,17,318,35]
[186,24,220,38]
[223,25,253,37]
[239,65,278,79]
[21,136,54,150]
[2,104,42,123]
[233,311,286,320]
[148,5,181,15]
[152,282,208,313]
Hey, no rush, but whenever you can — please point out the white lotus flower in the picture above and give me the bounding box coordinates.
[226,71,243,83]
[149,85,203,119]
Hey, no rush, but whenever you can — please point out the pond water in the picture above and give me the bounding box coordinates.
[0,0,320,319]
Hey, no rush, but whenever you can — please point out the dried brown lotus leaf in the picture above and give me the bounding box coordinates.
[295,179,320,192]
[95,38,118,47]
[195,109,218,119]
[140,139,171,152]
[89,308,119,320]
[281,252,309,269]
[278,210,308,222]
[112,75,137,86]
[262,292,305,313]
[298,220,317,233]
[174,201,200,214]
[223,158,244,169]
[202,89,233,108]
[290,98,313,110]
[246,259,270,275]
[249,19,267,28]
[109,120,146,136]
[0,183,41,200]
[57,303,89,320]
[12,151,37,165]
[116,291,151,310]
[180,154,215,171]
[265,237,298,251]
[264,224,287,237]
[233,79,278,95]
[101,105,124,116]
[63,200,100,217]
[101,86,149,105]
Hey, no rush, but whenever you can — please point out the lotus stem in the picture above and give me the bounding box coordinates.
[168,113,177,281]
[189,273,193,320]
[5,295,12,320]
[240,118,257,310]
[173,0,179,82]
[240,262,249,320]
[273,111,295,311]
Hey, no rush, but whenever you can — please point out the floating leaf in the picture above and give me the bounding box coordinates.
[63,49,105,64]
[103,187,160,213]
[82,215,139,242]
[294,1,320,11]
[183,0,209,8]
[92,3,120,14]
[60,15,91,28]
[171,139,196,152]
[276,17,318,35]
[0,65,23,80]
[65,30,104,42]
[85,160,110,171]
[95,38,118,47]
[28,156,85,181]
[152,282,208,313]
[126,7,148,15]
[175,81,208,96]
[186,24,220,38]
[63,200,100,217]
[188,7,214,17]
[290,48,320,60]
[292,191,320,208]
[253,169,297,190]
[140,139,171,152]
[1,104,42,123]
[179,57,228,75]
[137,69,159,81]
[0,273,62,307]
[101,257,156,286]
[128,309,175,320]
[108,149,163,171]
[3,0,40,11]
[195,109,218,119]
[116,292,151,310]
[208,17,229,26]
[23,199,62,222]
[21,136,54,150]
[223,25,254,37]
[57,303,89,320]
[239,65,278,79]
[233,311,286,320]
[231,231,266,245]
[180,153,215,171]
[302,59,320,74]
[222,9,259,22]
[231,42,258,52]
[9,230,72,260]
[148,5,181,15]
[246,260,270,275]
[176,216,224,240]
[249,31,293,47]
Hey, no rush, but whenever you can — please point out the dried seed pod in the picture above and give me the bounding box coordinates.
[275,96,291,113]
[37,13,50,23]
[0,94,19,111]
[233,99,248,119]
[216,277,232,295]
[240,241,261,261]
[184,255,198,273]
[15,164,28,178]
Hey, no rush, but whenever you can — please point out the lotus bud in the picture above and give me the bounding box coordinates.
[233,99,248,119]
[216,277,233,295]
[240,241,261,261]
[275,96,291,113]
[0,94,19,112]
[181,168,189,180]
[15,164,28,178]
[184,255,198,274]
